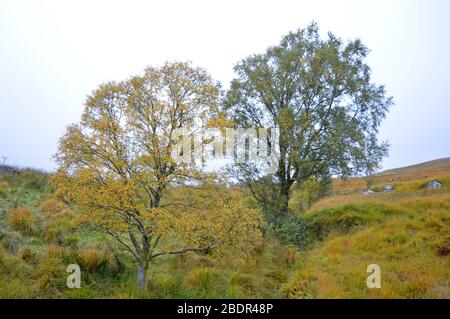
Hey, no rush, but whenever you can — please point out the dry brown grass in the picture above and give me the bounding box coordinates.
[38,198,68,217]
[332,178,368,194]
[75,248,109,272]
[7,207,36,235]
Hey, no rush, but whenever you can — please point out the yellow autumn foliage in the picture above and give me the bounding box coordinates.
[53,62,263,288]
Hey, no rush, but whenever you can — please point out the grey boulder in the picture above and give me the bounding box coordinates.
[426,181,442,189]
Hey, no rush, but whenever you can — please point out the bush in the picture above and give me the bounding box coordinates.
[42,224,64,244]
[7,207,36,235]
[42,217,74,245]
[41,208,75,245]
[292,177,332,212]
[265,214,308,247]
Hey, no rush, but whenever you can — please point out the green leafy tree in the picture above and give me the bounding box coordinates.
[225,23,393,217]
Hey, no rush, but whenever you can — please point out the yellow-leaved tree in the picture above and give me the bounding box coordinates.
[54,62,262,288]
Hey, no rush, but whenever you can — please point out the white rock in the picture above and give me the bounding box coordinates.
[427,181,442,189]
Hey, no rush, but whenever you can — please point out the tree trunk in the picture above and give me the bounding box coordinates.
[277,129,290,216]
[136,264,147,289]
[277,159,290,215]
[279,182,290,215]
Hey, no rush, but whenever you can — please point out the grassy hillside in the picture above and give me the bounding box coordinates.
[0,160,449,298]
[0,168,298,298]
[379,157,450,176]
[283,160,450,298]
[330,158,450,195]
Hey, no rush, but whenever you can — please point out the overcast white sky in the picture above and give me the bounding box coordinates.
[0,0,449,171]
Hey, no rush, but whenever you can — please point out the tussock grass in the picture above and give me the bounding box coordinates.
[7,207,36,235]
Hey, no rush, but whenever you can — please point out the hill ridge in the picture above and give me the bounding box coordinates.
[379,157,450,176]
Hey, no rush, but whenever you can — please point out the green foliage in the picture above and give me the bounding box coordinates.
[292,176,332,212]
[265,214,308,247]
[226,22,392,216]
